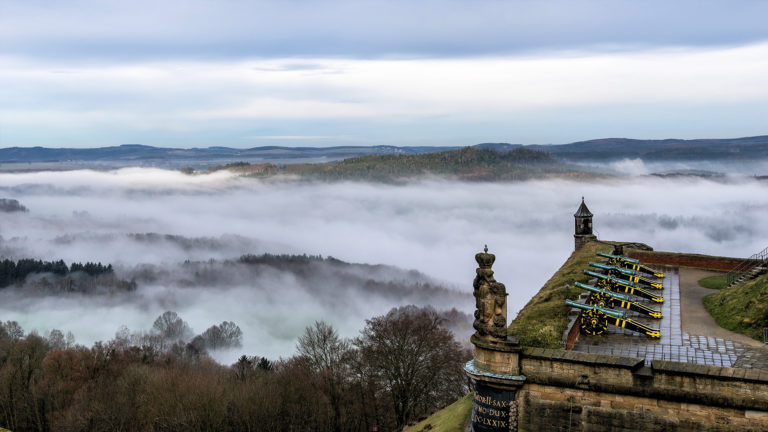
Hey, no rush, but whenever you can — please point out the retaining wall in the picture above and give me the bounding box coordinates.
[625,250,757,272]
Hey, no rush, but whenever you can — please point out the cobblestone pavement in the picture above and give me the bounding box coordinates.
[572,266,768,369]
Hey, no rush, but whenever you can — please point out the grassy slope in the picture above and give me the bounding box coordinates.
[703,271,768,341]
[507,241,614,348]
[403,393,473,432]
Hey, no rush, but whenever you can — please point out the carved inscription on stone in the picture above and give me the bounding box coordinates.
[471,383,514,432]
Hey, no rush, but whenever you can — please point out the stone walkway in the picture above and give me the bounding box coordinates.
[572,266,768,369]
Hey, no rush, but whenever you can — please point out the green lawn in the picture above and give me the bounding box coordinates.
[403,393,473,432]
[698,274,729,290]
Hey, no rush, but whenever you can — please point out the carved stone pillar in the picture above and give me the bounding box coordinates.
[465,246,526,432]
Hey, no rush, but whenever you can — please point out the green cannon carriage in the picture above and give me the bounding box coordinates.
[574,282,662,319]
[596,252,665,278]
[566,299,661,338]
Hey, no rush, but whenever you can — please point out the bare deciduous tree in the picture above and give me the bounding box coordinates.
[1,320,24,342]
[218,321,243,348]
[297,321,351,432]
[201,321,242,350]
[355,306,469,428]
[152,311,192,341]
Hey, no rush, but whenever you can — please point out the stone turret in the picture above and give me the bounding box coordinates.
[574,197,597,250]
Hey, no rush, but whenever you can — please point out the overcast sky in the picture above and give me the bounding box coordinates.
[2,0,768,148]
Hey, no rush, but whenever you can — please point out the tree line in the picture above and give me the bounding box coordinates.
[0,258,113,288]
[189,146,582,182]
[0,305,469,431]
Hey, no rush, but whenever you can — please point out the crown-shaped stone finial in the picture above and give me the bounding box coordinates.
[475,245,495,268]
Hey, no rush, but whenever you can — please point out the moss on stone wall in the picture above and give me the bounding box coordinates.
[507,241,614,348]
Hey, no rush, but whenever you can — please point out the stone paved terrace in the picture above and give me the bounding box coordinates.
[572,266,768,369]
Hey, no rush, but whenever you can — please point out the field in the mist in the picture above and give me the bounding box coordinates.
[1,166,767,363]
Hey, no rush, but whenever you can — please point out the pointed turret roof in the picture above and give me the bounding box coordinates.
[574,197,593,217]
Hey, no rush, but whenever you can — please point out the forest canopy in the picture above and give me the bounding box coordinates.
[0,305,470,431]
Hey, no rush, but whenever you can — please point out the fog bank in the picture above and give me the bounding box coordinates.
[1,169,767,359]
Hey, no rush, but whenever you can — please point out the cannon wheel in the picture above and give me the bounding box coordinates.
[587,292,609,308]
[580,309,608,335]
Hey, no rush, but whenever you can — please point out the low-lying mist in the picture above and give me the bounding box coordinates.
[0,254,470,363]
[1,168,767,361]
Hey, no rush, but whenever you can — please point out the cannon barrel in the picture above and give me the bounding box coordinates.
[565,299,625,319]
[575,281,630,301]
[567,299,661,338]
[584,270,636,287]
[590,261,636,276]
[589,262,663,289]
[597,252,640,264]
[583,270,664,303]
[596,252,665,278]
[576,282,662,319]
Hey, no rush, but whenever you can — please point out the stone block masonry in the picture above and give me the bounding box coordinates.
[520,348,768,412]
[512,347,768,431]
[518,383,768,432]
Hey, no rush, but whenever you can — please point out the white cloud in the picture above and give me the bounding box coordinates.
[2,43,768,145]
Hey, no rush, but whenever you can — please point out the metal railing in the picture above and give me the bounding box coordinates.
[725,245,768,287]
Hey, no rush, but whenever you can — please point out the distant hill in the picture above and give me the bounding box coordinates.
[530,135,768,161]
[0,143,460,164]
[2,135,767,168]
[223,147,590,182]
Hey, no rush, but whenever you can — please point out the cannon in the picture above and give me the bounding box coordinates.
[575,282,662,319]
[589,262,663,289]
[583,270,664,303]
[596,252,665,278]
[566,299,661,338]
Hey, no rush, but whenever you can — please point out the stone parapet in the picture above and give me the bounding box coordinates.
[517,383,768,432]
[519,348,768,412]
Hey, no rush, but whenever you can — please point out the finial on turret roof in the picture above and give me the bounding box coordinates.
[574,197,593,217]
